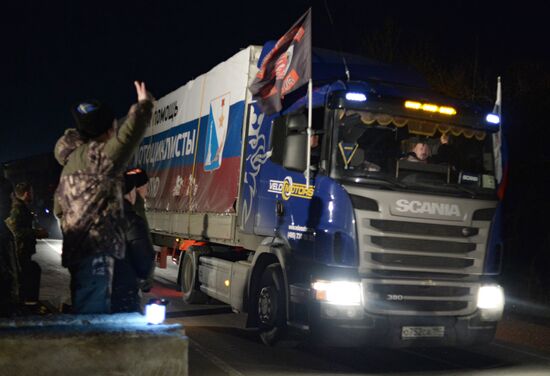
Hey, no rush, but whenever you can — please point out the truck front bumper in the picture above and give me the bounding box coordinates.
[307,302,497,347]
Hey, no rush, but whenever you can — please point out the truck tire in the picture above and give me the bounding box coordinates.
[180,246,209,304]
[254,263,287,345]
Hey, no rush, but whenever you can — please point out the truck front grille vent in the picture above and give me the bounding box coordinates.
[367,284,470,297]
[371,253,475,269]
[370,219,478,238]
[371,236,476,254]
[367,300,468,312]
[371,270,471,279]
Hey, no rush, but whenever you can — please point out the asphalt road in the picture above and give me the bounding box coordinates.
[36,239,550,376]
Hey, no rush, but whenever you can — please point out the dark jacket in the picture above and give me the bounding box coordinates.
[111,200,155,313]
[54,100,153,267]
[0,177,19,314]
[123,200,155,279]
[5,198,36,265]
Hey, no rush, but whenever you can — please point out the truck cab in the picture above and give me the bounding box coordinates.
[243,80,504,346]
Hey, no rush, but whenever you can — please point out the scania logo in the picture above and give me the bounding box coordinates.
[395,199,461,217]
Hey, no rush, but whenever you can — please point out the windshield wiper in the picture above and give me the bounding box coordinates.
[443,183,497,199]
[442,184,479,197]
[412,182,486,198]
[341,174,408,190]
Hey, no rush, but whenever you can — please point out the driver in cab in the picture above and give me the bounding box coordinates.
[405,142,431,163]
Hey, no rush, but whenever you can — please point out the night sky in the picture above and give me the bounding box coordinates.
[1,1,548,163]
[2,1,550,302]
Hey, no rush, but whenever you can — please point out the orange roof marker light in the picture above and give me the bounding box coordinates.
[404,100,457,116]
[404,100,422,110]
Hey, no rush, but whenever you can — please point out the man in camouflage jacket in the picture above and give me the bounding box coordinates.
[5,182,48,303]
[6,183,38,265]
[54,81,153,313]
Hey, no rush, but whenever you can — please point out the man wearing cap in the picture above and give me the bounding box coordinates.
[54,81,153,314]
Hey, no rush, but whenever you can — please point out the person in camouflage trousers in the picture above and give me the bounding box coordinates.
[0,175,19,316]
[5,182,48,304]
[54,81,153,314]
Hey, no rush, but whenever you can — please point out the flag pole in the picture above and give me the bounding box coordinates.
[305,7,313,189]
[306,79,313,188]
[492,76,502,183]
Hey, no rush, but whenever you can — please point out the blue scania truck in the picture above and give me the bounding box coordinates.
[139,44,505,347]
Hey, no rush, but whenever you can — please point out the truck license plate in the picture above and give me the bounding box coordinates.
[401,326,445,339]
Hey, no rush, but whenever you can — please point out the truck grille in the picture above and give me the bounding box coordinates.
[357,216,487,276]
[354,205,493,316]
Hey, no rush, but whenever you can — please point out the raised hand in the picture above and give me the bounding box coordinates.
[134,81,153,102]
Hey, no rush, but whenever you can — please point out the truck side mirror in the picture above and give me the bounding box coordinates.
[286,113,307,132]
[283,133,307,172]
[283,113,308,171]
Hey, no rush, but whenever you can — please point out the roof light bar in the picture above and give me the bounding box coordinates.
[404,100,457,116]
[404,100,422,110]
[439,106,457,115]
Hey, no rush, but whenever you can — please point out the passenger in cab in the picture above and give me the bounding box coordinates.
[431,133,455,165]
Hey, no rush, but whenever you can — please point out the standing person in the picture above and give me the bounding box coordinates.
[125,167,155,292]
[126,168,149,221]
[54,81,153,314]
[5,182,48,304]
[111,171,155,313]
[0,176,19,316]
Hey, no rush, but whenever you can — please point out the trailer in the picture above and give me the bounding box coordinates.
[136,44,505,347]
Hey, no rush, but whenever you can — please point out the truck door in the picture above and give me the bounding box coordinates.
[240,103,279,236]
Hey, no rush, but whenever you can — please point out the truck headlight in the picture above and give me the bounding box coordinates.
[477,284,505,321]
[312,280,362,306]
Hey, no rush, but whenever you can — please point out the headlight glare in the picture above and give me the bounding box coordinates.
[312,280,362,306]
[477,285,504,321]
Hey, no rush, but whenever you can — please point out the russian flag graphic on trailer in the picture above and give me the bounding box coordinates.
[204,93,231,171]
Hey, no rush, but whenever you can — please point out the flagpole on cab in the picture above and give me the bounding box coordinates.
[306,79,312,189]
[305,8,313,189]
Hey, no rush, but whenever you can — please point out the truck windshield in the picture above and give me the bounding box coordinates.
[330,109,497,199]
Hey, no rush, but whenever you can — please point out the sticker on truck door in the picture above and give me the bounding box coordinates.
[268,176,314,200]
[204,93,231,171]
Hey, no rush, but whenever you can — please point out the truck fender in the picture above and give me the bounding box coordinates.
[245,237,291,328]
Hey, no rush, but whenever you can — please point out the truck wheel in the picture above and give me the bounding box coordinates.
[255,263,287,345]
[180,247,208,304]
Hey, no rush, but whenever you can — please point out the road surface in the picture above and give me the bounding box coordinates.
[36,239,550,375]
